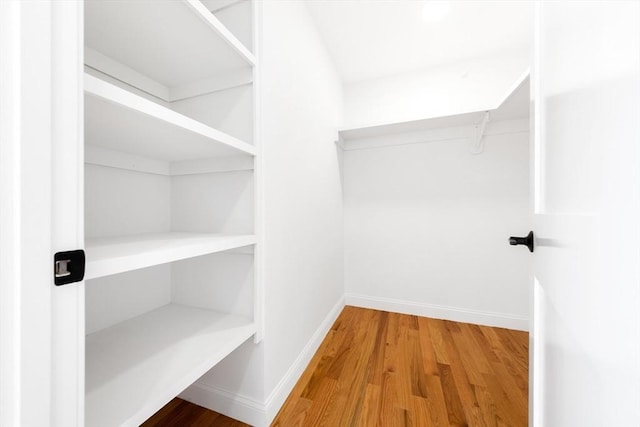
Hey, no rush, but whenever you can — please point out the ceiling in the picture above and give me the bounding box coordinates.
[306,0,533,84]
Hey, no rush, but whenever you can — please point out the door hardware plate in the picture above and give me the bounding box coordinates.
[54,250,85,286]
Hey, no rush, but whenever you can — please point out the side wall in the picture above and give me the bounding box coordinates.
[260,0,345,419]
[343,120,531,330]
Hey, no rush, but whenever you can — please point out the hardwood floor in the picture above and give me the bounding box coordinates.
[145,306,528,426]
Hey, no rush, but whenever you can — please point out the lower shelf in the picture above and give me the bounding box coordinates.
[85,304,255,427]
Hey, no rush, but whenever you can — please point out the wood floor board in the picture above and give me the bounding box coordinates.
[410,395,434,427]
[457,323,493,374]
[383,311,402,375]
[408,329,429,399]
[269,397,310,427]
[483,372,527,427]
[427,319,453,365]
[324,324,355,380]
[330,310,380,425]
[145,306,528,426]
[379,370,399,425]
[437,362,468,426]
[358,383,382,426]
[473,383,499,427]
[300,355,334,400]
[437,319,483,419]
[367,310,390,385]
[396,315,415,411]
[416,317,442,377]
[449,331,488,387]
[469,324,503,366]
[307,380,340,426]
[424,374,453,427]
[500,331,529,370]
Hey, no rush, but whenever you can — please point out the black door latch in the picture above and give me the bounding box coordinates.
[54,250,85,286]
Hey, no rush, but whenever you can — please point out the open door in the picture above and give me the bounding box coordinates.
[530,2,640,425]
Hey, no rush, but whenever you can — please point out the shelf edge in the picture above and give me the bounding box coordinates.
[85,234,257,280]
[184,0,256,66]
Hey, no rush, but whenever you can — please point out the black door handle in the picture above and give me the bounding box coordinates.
[509,231,534,252]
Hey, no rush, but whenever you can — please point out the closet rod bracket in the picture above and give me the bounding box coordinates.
[471,111,491,154]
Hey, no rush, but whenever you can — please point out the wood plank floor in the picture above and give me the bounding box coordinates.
[144,306,528,426]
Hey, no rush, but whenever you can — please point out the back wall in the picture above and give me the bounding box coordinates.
[343,119,531,330]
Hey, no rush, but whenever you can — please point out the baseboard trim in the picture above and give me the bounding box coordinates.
[264,295,345,424]
[180,382,267,427]
[180,295,346,427]
[345,293,529,331]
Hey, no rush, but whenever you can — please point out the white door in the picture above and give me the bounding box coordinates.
[531,2,640,425]
[0,1,84,426]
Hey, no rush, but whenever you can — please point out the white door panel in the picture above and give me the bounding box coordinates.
[533,2,640,425]
[0,1,84,426]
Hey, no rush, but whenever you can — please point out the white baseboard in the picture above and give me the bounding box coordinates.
[180,382,267,427]
[180,295,346,426]
[345,293,529,331]
[264,295,345,424]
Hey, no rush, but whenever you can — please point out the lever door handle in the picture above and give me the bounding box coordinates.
[509,231,534,252]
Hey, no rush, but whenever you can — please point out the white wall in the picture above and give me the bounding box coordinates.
[344,52,529,129]
[181,2,345,425]
[260,0,344,414]
[343,119,531,330]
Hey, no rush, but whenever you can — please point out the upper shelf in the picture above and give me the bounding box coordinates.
[339,72,530,144]
[85,73,256,162]
[339,111,487,141]
[85,0,254,95]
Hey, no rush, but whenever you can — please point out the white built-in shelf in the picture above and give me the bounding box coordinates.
[339,111,487,142]
[85,232,256,280]
[85,74,256,162]
[85,0,254,94]
[338,72,530,145]
[86,304,256,427]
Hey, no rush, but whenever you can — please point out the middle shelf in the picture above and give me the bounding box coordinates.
[85,233,256,280]
[85,73,256,164]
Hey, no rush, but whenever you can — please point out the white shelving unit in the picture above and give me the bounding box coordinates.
[83,0,259,425]
[338,72,530,149]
